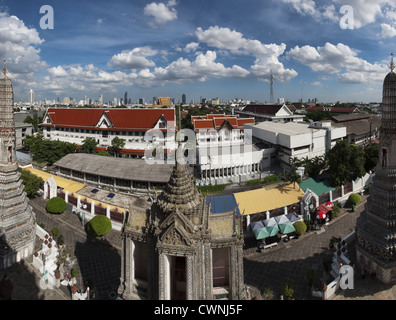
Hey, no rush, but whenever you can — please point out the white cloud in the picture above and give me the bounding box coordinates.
[281,0,316,16]
[108,47,158,69]
[0,13,46,75]
[287,42,388,84]
[381,23,396,38]
[195,26,297,82]
[184,42,199,53]
[48,66,68,77]
[144,1,177,27]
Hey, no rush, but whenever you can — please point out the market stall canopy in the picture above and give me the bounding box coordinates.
[278,221,296,234]
[286,212,301,222]
[274,214,289,225]
[253,227,271,240]
[250,220,265,231]
[264,225,280,237]
[263,217,277,227]
[316,211,326,219]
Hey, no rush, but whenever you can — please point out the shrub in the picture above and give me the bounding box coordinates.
[284,283,294,299]
[71,268,78,278]
[261,287,274,300]
[87,215,112,236]
[294,221,307,235]
[348,193,361,205]
[46,197,67,214]
[51,227,60,237]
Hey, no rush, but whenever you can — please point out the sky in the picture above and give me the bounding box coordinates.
[1,0,396,104]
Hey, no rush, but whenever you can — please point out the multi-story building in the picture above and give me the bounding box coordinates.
[236,104,305,123]
[191,114,270,184]
[40,108,176,157]
[248,121,347,169]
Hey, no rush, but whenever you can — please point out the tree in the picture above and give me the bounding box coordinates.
[18,168,44,197]
[327,139,366,187]
[79,137,98,154]
[348,193,362,205]
[109,136,125,157]
[287,169,302,188]
[24,113,44,132]
[46,197,67,214]
[364,142,379,172]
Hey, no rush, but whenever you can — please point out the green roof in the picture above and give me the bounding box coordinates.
[299,177,334,196]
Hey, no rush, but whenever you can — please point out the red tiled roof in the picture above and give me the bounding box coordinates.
[41,108,175,132]
[193,117,254,131]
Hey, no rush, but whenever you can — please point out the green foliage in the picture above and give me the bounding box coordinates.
[96,150,111,157]
[18,168,44,197]
[23,113,44,132]
[364,142,379,172]
[46,197,67,214]
[23,133,76,165]
[327,139,366,187]
[348,193,362,205]
[51,227,60,236]
[294,220,307,235]
[109,136,125,156]
[79,137,98,154]
[263,174,283,185]
[305,110,339,122]
[71,268,78,278]
[87,215,112,236]
[197,183,231,195]
[283,283,294,299]
[260,287,274,300]
[331,201,341,218]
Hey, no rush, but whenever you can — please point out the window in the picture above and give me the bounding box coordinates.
[134,241,147,281]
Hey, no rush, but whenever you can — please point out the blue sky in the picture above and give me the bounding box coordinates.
[1,0,396,104]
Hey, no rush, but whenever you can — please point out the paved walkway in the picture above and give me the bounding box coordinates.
[3,193,396,300]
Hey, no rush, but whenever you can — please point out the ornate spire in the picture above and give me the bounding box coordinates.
[2,60,6,76]
[391,53,395,72]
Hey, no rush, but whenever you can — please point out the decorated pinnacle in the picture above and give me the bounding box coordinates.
[391,53,395,72]
[2,60,6,76]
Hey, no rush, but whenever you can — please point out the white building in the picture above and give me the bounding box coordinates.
[29,89,34,104]
[191,114,275,184]
[40,108,176,157]
[247,121,347,169]
[236,104,305,123]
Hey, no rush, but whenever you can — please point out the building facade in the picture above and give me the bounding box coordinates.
[236,104,305,123]
[249,121,346,169]
[40,108,176,157]
[0,63,36,269]
[356,57,396,283]
[118,149,246,300]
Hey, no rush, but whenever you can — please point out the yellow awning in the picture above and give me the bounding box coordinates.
[234,183,304,216]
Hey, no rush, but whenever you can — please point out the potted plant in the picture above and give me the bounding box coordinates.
[261,287,274,300]
[284,283,294,300]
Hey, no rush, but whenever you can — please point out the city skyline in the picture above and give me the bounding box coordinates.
[1,0,396,103]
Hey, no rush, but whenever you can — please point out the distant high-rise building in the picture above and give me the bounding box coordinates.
[138,98,145,105]
[182,94,186,104]
[153,97,157,105]
[124,92,128,105]
[29,89,34,104]
[99,94,103,106]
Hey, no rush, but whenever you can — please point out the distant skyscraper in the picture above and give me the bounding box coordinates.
[99,94,103,106]
[29,89,34,105]
[124,92,128,105]
[182,94,186,105]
